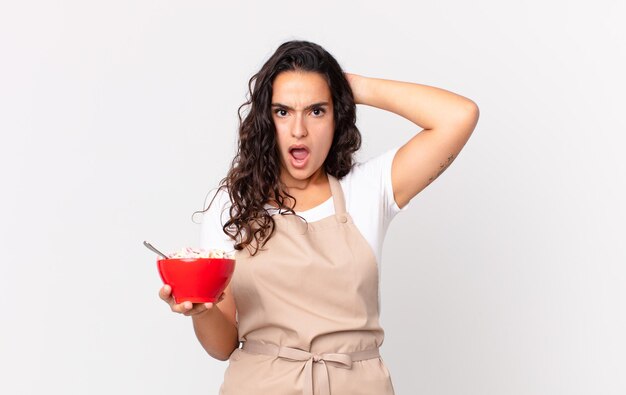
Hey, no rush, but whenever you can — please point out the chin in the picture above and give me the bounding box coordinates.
[280,155,324,182]
[288,170,313,180]
[282,167,318,183]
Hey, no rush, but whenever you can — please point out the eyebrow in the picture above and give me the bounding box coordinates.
[271,101,330,111]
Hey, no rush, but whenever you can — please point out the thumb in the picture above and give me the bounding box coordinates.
[204,302,214,309]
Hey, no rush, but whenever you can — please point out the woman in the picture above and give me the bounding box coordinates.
[159,40,479,394]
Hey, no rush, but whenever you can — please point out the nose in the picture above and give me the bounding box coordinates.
[291,113,308,138]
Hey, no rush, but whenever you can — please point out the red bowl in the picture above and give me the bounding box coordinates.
[157,257,236,304]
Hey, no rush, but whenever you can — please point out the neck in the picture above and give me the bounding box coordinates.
[280,167,328,192]
[267,167,329,210]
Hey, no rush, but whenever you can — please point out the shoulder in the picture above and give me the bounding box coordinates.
[340,146,399,193]
[199,185,235,250]
[339,145,409,214]
[201,185,233,225]
[344,146,398,182]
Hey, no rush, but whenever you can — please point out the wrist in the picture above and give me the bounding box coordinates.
[346,73,367,105]
[191,306,216,320]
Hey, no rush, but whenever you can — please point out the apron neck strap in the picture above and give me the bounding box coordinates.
[328,174,347,216]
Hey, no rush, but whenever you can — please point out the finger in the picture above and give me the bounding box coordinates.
[184,304,208,316]
[159,285,173,302]
[172,301,193,314]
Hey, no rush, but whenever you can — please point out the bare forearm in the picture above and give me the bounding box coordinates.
[349,74,477,130]
[191,307,239,361]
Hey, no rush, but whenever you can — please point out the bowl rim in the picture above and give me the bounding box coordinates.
[157,257,235,262]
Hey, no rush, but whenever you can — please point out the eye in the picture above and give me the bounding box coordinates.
[311,108,326,116]
[274,109,288,117]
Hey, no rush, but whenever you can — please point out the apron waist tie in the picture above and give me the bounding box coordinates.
[241,340,380,395]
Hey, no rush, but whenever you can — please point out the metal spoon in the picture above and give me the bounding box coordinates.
[143,241,169,259]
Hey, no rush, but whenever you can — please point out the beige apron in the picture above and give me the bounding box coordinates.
[220,174,395,395]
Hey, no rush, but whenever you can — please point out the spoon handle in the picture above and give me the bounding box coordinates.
[143,241,169,259]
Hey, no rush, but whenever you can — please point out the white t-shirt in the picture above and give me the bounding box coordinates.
[199,145,412,276]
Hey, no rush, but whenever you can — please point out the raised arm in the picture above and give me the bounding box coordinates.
[346,73,479,209]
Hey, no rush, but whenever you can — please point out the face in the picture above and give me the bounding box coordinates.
[271,70,334,187]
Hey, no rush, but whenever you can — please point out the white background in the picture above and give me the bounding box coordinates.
[1,1,624,394]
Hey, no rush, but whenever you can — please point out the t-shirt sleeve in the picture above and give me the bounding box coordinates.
[341,145,413,267]
[365,145,413,229]
[383,145,412,219]
[199,187,236,252]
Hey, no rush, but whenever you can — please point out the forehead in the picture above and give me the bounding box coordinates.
[271,71,332,104]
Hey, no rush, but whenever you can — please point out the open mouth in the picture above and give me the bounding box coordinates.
[290,148,309,160]
[289,146,310,168]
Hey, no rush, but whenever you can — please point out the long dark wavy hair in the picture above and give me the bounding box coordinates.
[196,40,362,256]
